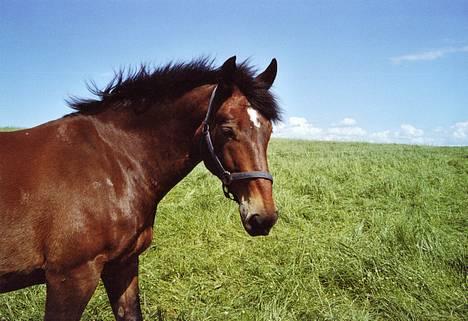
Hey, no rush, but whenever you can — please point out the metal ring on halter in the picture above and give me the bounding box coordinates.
[221,171,232,186]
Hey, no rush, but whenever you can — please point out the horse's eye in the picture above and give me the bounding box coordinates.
[221,127,235,139]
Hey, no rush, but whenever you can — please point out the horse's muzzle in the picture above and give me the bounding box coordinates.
[243,211,278,236]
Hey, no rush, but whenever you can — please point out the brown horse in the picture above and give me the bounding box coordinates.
[0,56,279,320]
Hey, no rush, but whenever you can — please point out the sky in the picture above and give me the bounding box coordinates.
[1,0,467,145]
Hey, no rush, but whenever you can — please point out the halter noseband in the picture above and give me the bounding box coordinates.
[201,85,273,200]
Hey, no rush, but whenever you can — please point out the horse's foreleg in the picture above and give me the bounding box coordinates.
[101,256,143,321]
[44,259,103,321]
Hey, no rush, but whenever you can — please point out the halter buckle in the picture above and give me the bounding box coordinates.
[202,122,209,134]
[222,183,236,200]
[221,171,232,186]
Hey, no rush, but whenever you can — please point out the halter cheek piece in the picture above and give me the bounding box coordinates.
[201,85,273,200]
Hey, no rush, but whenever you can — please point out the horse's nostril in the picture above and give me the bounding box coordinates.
[246,214,273,236]
[247,214,260,227]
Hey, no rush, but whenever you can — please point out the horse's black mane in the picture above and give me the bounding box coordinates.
[67,58,280,122]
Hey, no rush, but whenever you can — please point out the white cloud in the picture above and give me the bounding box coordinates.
[288,117,308,127]
[327,126,367,138]
[452,121,468,139]
[274,117,367,141]
[273,117,468,146]
[338,117,357,126]
[400,124,424,137]
[390,45,468,64]
[274,117,322,139]
[369,130,393,143]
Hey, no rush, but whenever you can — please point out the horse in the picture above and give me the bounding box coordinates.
[0,56,280,321]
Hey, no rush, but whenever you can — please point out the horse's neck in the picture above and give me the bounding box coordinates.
[92,84,213,202]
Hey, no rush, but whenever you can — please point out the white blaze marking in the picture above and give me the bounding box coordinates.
[247,107,261,128]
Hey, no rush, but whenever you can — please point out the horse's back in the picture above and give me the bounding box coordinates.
[0,116,152,278]
[0,118,110,274]
[0,125,57,275]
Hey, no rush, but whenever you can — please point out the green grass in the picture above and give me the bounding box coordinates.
[0,127,20,132]
[1,139,467,320]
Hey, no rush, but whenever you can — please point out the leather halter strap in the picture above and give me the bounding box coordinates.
[201,85,273,199]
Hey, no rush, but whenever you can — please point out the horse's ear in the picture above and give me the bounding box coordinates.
[220,56,237,82]
[255,58,277,89]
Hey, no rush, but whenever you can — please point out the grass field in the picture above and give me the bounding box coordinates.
[0,127,20,132]
[0,136,466,320]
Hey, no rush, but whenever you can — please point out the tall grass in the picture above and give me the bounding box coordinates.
[0,139,466,320]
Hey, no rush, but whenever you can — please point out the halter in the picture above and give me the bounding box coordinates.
[201,85,273,200]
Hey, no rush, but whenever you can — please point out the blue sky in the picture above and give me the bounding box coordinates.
[1,0,467,145]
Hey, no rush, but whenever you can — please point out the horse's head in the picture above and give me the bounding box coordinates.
[201,57,279,236]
